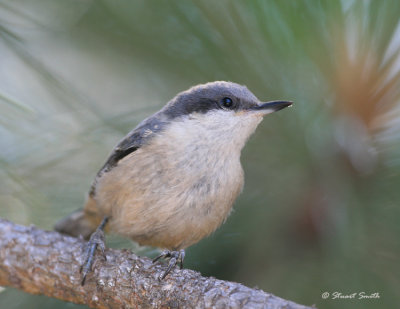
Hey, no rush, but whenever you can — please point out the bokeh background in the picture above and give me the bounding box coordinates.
[1,1,400,308]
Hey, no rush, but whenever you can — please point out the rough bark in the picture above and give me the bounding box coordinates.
[0,218,314,309]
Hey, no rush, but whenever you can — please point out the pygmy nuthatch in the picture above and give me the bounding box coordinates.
[55,81,292,281]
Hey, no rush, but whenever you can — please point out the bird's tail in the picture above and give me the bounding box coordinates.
[54,209,96,240]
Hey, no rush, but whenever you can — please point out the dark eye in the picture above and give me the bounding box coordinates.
[221,97,233,108]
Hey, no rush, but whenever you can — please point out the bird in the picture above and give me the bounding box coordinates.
[55,81,292,282]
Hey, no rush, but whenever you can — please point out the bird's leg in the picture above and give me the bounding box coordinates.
[152,249,185,280]
[80,216,109,285]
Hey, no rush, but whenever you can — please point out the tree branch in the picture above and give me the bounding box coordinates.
[0,218,314,309]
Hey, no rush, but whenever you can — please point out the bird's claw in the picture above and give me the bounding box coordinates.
[152,249,185,280]
[80,217,109,285]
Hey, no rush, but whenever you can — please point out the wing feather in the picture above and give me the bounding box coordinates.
[89,113,168,197]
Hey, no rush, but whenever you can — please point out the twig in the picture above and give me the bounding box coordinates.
[0,218,314,308]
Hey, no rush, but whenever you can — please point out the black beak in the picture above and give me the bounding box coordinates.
[251,100,293,113]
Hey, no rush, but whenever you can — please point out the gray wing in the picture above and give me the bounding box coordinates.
[89,113,168,197]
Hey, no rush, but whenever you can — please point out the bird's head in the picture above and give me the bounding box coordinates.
[161,81,292,151]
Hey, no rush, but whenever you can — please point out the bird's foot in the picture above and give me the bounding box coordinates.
[80,216,109,285]
[152,249,185,280]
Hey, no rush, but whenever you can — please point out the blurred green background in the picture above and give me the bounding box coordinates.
[1,1,400,308]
